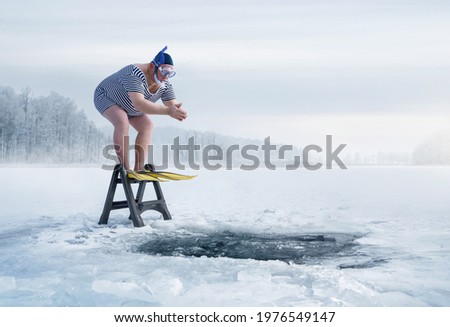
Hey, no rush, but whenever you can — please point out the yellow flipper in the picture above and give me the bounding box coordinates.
[127,170,160,181]
[144,171,197,181]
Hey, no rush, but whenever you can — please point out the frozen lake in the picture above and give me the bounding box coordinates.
[0,166,449,306]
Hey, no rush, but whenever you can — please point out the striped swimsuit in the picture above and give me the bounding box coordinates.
[93,64,176,118]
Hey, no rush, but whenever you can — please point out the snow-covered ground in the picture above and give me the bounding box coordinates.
[0,166,449,306]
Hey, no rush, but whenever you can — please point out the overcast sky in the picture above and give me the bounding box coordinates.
[1,0,450,154]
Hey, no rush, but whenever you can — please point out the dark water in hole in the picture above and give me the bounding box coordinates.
[136,231,386,268]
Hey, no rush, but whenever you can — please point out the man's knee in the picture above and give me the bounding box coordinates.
[134,116,154,134]
[114,121,129,134]
[142,117,154,132]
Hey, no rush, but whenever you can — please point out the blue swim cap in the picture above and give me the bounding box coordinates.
[153,46,174,66]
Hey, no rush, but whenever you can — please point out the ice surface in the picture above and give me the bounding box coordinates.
[0,277,16,293]
[0,166,449,306]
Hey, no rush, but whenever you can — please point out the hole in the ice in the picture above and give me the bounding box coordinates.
[338,258,389,269]
[136,231,381,267]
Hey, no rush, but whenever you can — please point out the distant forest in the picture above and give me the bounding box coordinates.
[412,130,450,165]
[1,85,449,166]
[0,85,264,166]
[0,86,109,163]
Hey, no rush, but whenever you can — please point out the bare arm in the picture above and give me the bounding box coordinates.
[129,92,169,115]
[129,92,187,121]
[162,99,178,107]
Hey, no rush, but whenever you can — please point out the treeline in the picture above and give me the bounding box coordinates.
[412,130,450,165]
[1,85,448,166]
[0,86,110,164]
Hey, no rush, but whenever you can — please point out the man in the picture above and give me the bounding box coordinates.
[93,46,187,174]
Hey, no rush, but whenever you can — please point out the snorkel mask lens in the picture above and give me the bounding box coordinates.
[158,66,176,78]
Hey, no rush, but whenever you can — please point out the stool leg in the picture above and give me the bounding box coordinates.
[119,166,145,227]
[98,166,120,225]
[128,182,146,221]
[136,182,146,203]
[152,181,172,220]
[144,163,172,220]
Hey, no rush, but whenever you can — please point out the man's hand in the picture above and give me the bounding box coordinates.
[168,103,187,121]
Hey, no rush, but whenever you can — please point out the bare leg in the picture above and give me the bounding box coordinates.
[129,115,153,171]
[103,105,130,170]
